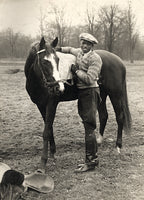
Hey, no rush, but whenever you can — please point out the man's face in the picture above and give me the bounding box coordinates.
[80,40,93,53]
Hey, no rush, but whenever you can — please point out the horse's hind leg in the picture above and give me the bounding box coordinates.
[109,94,124,153]
[97,91,108,144]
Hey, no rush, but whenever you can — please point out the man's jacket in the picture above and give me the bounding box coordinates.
[61,47,102,89]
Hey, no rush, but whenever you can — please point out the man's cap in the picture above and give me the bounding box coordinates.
[0,162,11,183]
[1,170,24,186]
[79,33,98,44]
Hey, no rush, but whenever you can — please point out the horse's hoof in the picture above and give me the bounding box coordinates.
[97,134,103,144]
[116,147,121,154]
[49,153,55,159]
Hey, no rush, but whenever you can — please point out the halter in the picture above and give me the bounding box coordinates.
[36,49,46,54]
[36,49,72,87]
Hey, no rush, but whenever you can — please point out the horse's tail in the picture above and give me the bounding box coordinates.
[122,79,132,133]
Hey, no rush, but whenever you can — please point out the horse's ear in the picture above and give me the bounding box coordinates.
[39,37,45,49]
[51,37,58,48]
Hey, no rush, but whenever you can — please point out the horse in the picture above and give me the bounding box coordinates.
[24,37,131,169]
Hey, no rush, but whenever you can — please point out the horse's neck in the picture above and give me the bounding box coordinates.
[24,51,37,78]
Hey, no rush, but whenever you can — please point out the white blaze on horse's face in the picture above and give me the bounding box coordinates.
[44,54,65,92]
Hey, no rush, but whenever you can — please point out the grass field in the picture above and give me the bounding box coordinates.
[0,59,144,200]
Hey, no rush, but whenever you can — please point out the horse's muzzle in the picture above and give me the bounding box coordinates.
[47,83,64,96]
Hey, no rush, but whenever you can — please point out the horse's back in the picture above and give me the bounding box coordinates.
[57,52,76,80]
[96,50,126,93]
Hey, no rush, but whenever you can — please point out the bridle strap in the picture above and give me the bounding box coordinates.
[36,49,73,87]
[36,49,46,54]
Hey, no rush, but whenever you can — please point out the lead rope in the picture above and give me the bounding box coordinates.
[37,51,52,88]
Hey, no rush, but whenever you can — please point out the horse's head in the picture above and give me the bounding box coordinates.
[33,37,65,93]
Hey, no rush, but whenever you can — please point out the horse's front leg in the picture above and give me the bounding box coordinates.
[41,99,58,168]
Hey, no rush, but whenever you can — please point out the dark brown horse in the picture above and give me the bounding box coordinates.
[24,37,131,169]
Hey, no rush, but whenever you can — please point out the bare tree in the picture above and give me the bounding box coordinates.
[48,2,72,46]
[53,6,65,46]
[98,4,125,52]
[5,28,19,57]
[86,2,96,35]
[38,7,47,37]
[126,0,137,62]
[38,1,71,46]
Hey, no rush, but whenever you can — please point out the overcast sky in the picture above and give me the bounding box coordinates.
[0,0,144,37]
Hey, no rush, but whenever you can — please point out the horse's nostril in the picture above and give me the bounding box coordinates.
[55,85,59,91]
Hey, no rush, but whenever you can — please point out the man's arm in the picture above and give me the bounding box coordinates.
[76,54,102,85]
[61,47,80,56]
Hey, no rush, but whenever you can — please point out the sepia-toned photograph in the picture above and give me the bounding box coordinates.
[0,0,144,199]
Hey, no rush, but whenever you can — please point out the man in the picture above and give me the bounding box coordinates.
[57,33,102,172]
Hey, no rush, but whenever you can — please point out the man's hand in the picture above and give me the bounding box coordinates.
[71,64,79,74]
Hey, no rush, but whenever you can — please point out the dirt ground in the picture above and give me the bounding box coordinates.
[0,60,144,200]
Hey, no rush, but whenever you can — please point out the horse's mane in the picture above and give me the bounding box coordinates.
[24,42,40,78]
[30,41,40,51]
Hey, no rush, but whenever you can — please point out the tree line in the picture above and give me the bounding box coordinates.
[0,28,34,59]
[0,3,144,61]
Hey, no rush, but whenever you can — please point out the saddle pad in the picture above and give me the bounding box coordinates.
[56,52,76,80]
